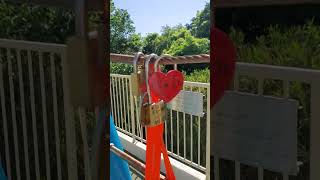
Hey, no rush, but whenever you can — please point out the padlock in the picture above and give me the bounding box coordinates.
[141,100,166,127]
[131,52,144,96]
[138,54,167,127]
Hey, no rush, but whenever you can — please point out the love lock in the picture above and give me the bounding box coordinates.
[141,100,166,127]
[130,52,145,96]
[139,54,167,127]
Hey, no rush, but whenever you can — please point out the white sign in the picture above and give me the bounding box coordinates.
[167,90,204,117]
[211,91,298,175]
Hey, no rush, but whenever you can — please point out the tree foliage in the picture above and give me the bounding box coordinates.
[187,2,210,39]
[0,2,75,43]
[110,1,142,54]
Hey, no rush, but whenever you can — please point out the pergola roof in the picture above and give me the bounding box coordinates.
[215,0,320,7]
[6,0,103,11]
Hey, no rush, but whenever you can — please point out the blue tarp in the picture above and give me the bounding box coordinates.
[110,115,131,180]
[0,162,6,180]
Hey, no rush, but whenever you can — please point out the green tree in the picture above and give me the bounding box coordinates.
[187,2,210,39]
[0,2,75,43]
[110,1,142,54]
[142,33,160,54]
[163,29,209,56]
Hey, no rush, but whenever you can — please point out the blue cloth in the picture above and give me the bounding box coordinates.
[110,115,131,180]
[0,162,7,180]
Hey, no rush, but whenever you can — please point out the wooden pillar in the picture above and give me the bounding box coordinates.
[97,0,110,179]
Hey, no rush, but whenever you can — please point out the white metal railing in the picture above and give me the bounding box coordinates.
[0,39,97,180]
[212,62,320,180]
[110,74,210,176]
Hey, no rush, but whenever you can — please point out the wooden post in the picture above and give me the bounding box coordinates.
[75,0,88,38]
[97,0,110,180]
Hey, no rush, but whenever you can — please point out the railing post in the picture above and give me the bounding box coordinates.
[129,76,136,142]
[310,81,320,180]
[62,50,78,180]
[206,85,211,180]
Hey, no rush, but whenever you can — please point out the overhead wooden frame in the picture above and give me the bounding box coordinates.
[215,0,320,8]
[6,0,103,11]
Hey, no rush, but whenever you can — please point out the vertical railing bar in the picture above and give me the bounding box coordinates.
[8,48,21,180]
[50,53,62,180]
[121,78,127,131]
[234,72,239,90]
[258,167,264,180]
[214,157,219,180]
[110,76,115,119]
[205,85,210,179]
[235,161,241,180]
[283,80,290,98]
[121,78,125,130]
[197,88,201,166]
[115,77,120,127]
[129,76,136,140]
[125,78,130,132]
[112,77,118,125]
[190,85,193,162]
[177,110,180,156]
[118,78,123,129]
[170,109,173,152]
[17,49,31,180]
[0,49,12,180]
[39,51,51,180]
[27,50,40,180]
[78,108,92,180]
[283,173,289,180]
[111,77,117,125]
[165,119,168,149]
[258,78,264,95]
[182,86,186,159]
[183,112,186,159]
[134,96,142,139]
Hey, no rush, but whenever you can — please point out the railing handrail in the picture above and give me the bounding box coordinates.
[237,62,320,83]
[110,53,210,65]
[0,38,66,53]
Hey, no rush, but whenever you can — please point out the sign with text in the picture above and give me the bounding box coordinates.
[167,90,204,117]
[211,91,298,175]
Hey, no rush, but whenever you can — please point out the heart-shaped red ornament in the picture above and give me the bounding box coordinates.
[211,27,237,107]
[148,70,184,103]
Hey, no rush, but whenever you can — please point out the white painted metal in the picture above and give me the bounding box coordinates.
[235,62,320,180]
[258,167,264,180]
[110,74,209,173]
[0,39,93,180]
[8,49,21,180]
[17,49,31,180]
[0,50,12,180]
[50,53,62,180]
[27,50,41,180]
[235,161,241,180]
[198,88,201,166]
[61,47,79,180]
[125,79,131,133]
[39,51,51,180]
[177,109,180,156]
[129,76,136,141]
[205,84,210,180]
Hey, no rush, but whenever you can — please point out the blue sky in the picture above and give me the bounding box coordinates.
[113,0,209,36]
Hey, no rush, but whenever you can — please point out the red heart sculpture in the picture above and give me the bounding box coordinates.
[211,27,237,107]
[148,70,184,103]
